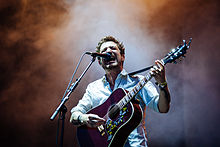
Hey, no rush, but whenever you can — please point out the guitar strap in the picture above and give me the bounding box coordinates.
[128,65,153,76]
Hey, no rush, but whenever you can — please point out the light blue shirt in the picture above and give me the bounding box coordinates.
[71,69,159,147]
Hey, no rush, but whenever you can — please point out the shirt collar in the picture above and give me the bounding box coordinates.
[120,69,128,77]
[102,69,128,84]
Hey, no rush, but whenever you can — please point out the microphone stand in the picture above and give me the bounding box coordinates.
[50,56,96,147]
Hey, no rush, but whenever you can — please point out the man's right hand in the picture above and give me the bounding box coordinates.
[70,112,105,128]
[80,114,106,128]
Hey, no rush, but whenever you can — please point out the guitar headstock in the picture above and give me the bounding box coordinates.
[162,38,192,65]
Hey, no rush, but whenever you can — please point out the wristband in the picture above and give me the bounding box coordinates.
[156,81,167,89]
[77,114,83,125]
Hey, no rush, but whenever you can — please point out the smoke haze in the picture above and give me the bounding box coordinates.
[0,0,219,146]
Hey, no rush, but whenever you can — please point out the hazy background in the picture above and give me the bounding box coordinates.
[0,0,219,146]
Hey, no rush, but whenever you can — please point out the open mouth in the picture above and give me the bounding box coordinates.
[102,58,116,67]
[105,58,115,65]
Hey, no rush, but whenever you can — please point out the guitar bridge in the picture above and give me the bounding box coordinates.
[98,125,105,136]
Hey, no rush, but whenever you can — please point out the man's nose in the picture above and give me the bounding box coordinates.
[106,47,112,52]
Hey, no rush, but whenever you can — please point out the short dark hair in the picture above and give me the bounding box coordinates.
[96,36,125,55]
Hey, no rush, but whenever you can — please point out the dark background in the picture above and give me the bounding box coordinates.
[0,0,219,146]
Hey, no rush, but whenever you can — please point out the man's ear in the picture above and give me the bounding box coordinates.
[98,58,102,65]
[121,53,125,62]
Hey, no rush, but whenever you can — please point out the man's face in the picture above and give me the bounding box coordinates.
[99,41,125,70]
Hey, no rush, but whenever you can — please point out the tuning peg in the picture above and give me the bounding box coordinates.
[187,38,192,48]
[171,48,176,53]
[183,40,186,46]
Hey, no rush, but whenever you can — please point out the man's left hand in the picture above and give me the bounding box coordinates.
[150,60,166,84]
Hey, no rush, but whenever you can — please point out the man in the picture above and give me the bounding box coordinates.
[70,36,170,146]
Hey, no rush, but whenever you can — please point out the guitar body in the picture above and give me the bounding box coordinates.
[77,88,143,147]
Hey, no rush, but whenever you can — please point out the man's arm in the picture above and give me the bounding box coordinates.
[158,84,170,113]
[70,111,83,125]
[150,60,171,113]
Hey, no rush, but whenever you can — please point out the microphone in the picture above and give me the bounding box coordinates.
[86,52,112,60]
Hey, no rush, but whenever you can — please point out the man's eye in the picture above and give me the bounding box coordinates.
[110,46,116,50]
[101,48,107,53]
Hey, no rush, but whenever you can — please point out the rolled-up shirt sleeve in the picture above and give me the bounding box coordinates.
[141,81,160,112]
[71,84,93,114]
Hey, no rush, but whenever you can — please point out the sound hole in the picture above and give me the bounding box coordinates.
[108,105,120,120]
